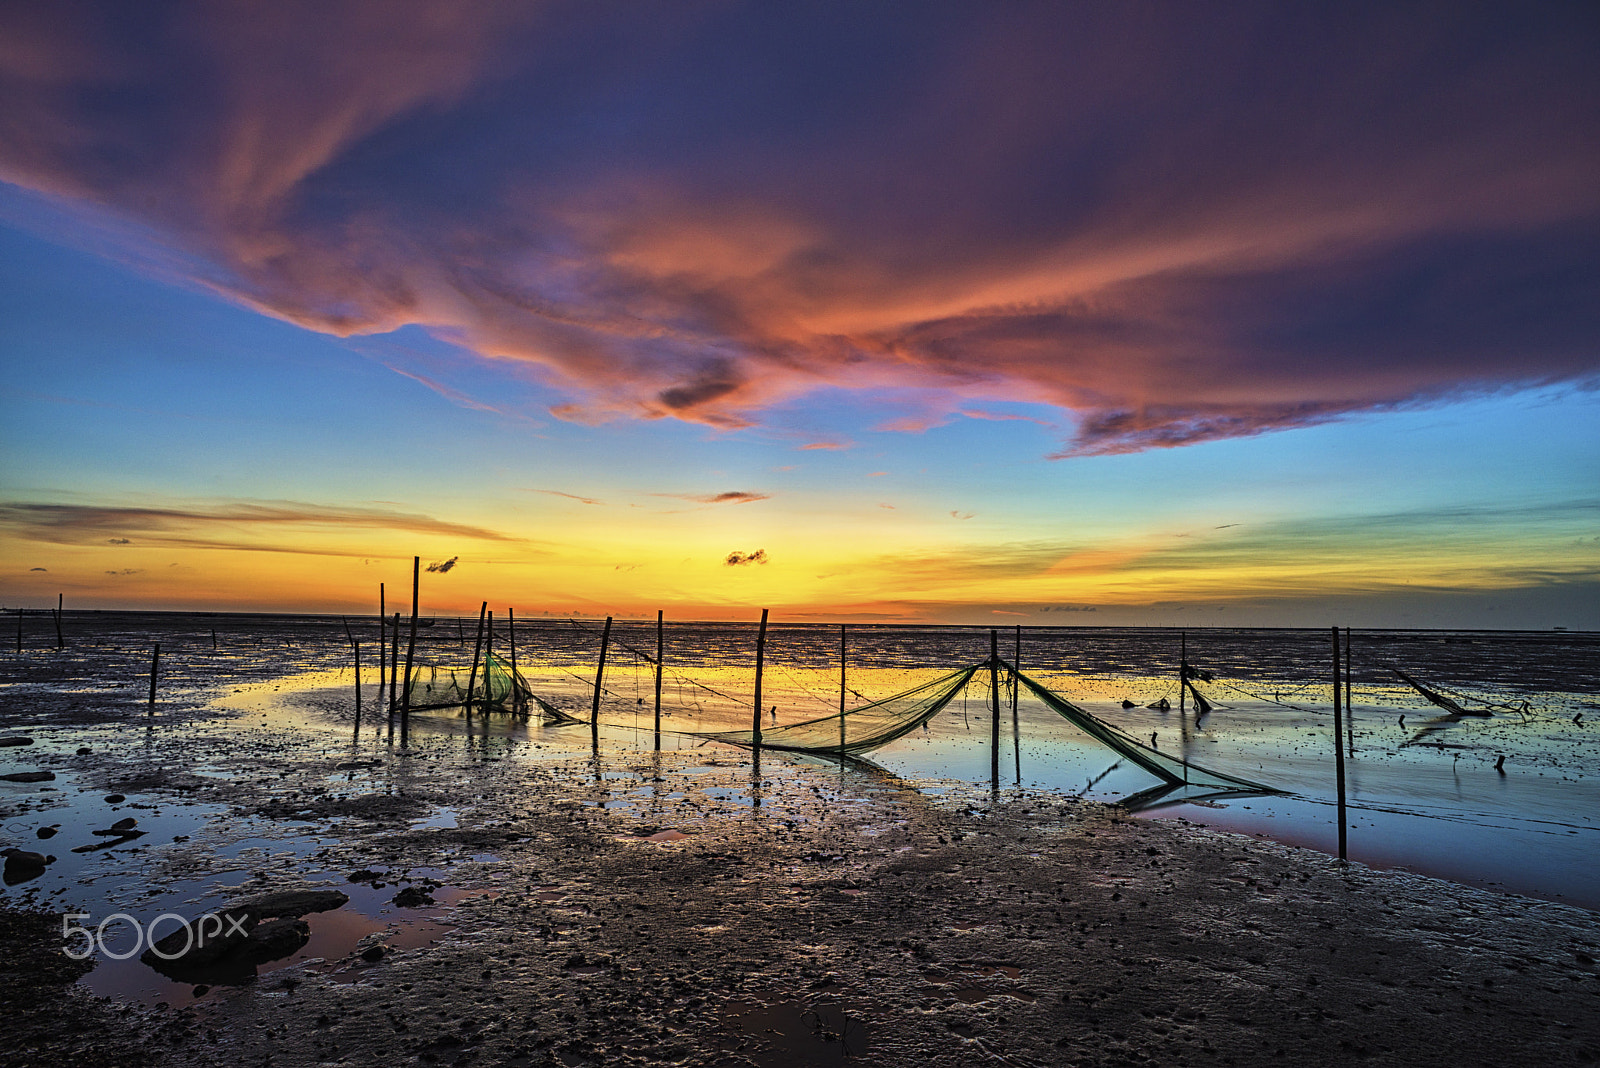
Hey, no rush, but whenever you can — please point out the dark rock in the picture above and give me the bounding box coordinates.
[103,794,125,803]
[141,906,258,973]
[36,826,58,840]
[360,944,386,963]
[241,918,311,964]
[91,827,146,838]
[348,869,384,883]
[392,886,436,908]
[234,888,349,919]
[75,747,91,755]
[0,771,54,783]
[0,736,34,747]
[111,817,137,830]
[192,985,209,997]
[3,849,52,884]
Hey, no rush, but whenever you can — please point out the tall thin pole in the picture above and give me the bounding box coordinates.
[508,607,520,716]
[54,594,63,649]
[378,584,386,719]
[989,629,1001,792]
[401,557,420,747]
[15,609,21,653]
[591,616,612,748]
[839,623,847,755]
[342,618,361,727]
[388,612,400,734]
[1178,631,1186,719]
[1345,626,1354,756]
[654,610,664,747]
[465,602,488,716]
[752,609,769,750]
[1332,625,1347,861]
[1012,626,1022,783]
[148,643,160,713]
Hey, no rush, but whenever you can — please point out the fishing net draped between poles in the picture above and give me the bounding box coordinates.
[690,665,982,755]
[403,650,582,723]
[1013,670,1274,793]
[689,658,1277,795]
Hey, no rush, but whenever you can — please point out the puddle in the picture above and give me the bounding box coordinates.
[716,994,875,1066]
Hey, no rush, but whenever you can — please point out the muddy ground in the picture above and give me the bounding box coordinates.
[2,676,1598,1068]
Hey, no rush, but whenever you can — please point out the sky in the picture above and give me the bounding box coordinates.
[1,1,1597,628]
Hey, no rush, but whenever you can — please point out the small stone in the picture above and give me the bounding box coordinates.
[104,794,125,803]
[393,885,435,909]
[242,918,311,963]
[0,771,54,783]
[76,747,92,755]
[361,944,386,963]
[36,826,58,840]
[111,816,138,830]
[0,737,34,747]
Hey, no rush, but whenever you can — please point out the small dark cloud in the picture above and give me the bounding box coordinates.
[107,537,131,544]
[950,511,975,520]
[654,491,770,505]
[104,568,142,576]
[426,556,459,573]
[28,567,46,572]
[726,549,768,566]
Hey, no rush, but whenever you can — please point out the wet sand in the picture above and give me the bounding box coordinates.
[2,663,1598,1066]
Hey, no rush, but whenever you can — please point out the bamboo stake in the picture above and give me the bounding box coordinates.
[465,602,488,717]
[1012,624,1021,785]
[591,616,612,749]
[508,607,520,717]
[752,609,769,750]
[378,584,386,719]
[54,594,63,649]
[401,557,420,747]
[654,610,664,747]
[211,628,217,650]
[388,612,400,726]
[342,618,361,728]
[839,623,847,755]
[16,609,22,653]
[1332,625,1347,861]
[148,643,160,713]
[989,629,1001,792]
[1179,631,1186,719]
[1345,626,1354,756]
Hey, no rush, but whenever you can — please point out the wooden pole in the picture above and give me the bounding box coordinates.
[1332,625,1347,861]
[989,629,1001,791]
[1178,631,1186,719]
[378,583,386,719]
[1012,624,1022,785]
[148,643,160,712]
[591,616,613,748]
[211,628,217,650]
[388,612,401,727]
[1345,626,1354,756]
[508,607,520,716]
[839,623,847,755]
[752,609,769,750]
[465,602,488,716]
[401,557,420,747]
[54,594,63,649]
[16,609,22,653]
[654,610,664,747]
[485,610,494,707]
[342,618,361,727]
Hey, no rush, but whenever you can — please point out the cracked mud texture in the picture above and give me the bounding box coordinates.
[2,671,1598,1066]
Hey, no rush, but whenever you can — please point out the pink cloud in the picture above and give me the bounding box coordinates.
[2,4,1595,454]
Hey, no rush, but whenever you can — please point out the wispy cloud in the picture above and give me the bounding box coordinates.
[528,489,604,506]
[1,5,1595,454]
[654,491,769,505]
[0,500,519,557]
[725,549,767,566]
